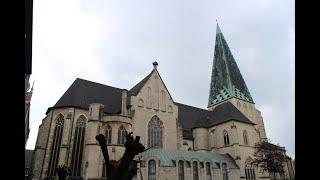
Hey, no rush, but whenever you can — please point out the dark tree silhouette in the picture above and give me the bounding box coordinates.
[96,132,146,180]
[56,165,70,180]
[251,140,290,180]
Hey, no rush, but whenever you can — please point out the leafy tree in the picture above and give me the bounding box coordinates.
[251,139,290,180]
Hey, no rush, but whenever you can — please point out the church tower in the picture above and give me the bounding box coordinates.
[207,23,267,139]
[206,23,271,179]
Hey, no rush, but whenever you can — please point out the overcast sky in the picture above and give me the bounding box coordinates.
[27,0,294,158]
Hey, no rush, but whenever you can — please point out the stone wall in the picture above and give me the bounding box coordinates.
[129,68,179,150]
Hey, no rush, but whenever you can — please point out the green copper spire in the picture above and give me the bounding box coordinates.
[208,23,254,107]
[216,22,222,35]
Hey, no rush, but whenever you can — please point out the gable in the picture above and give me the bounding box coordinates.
[128,68,175,111]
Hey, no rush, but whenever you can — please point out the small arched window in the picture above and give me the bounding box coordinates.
[223,130,230,145]
[222,162,229,180]
[205,162,212,180]
[147,87,152,108]
[178,160,185,180]
[148,160,156,180]
[47,114,64,177]
[192,161,199,180]
[148,116,164,148]
[105,125,112,144]
[243,130,249,145]
[237,101,241,107]
[70,115,87,177]
[102,161,106,177]
[117,126,127,145]
[168,105,173,113]
[138,98,144,107]
[160,90,166,111]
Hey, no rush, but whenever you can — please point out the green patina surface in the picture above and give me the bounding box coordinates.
[208,23,254,107]
[138,148,239,169]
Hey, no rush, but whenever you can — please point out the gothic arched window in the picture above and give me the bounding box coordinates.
[222,162,229,180]
[148,116,164,148]
[102,161,106,177]
[243,130,249,145]
[105,125,112,144]
[223,130,230,145]
[148,160,156,180]
[178,160,185,180]
[205,162,212,180]
[47,114,64,177]
[70,115,86,177]
[192,161,199,180]
[237,101,241,107]
[245,157,256,180]
[117,126,127,145]
[160,90,166,111]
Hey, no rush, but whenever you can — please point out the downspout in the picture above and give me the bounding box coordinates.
[192,130,195,151]
[40,109,54,178]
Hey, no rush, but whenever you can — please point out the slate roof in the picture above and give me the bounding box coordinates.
[126,70,154,106]
[47,77,254,140]
[46,78,124,115]
[138,148,239,169]
[128,70,154,96]
[25,149,34,167]
[176,102,255,137]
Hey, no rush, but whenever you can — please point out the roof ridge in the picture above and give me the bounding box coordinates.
[175,102,212,112]
[128,69,154,95]
[75,78,125,91]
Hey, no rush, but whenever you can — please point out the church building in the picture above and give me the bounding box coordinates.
[32,24,294,180]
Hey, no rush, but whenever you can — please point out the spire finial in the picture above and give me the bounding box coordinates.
[152,61,158,69]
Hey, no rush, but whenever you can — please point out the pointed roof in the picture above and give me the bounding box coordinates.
[208,23,254,107]
[216,22,222,34]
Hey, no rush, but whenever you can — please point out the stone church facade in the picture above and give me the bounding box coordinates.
[32,24,294,180]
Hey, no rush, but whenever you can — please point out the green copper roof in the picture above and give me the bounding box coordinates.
[138,149,239,169]
[208,23,254,107]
